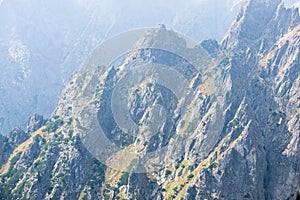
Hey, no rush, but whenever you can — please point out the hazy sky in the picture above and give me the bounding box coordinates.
[0,0,244,42]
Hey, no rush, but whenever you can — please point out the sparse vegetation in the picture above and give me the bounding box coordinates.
[187,174,194,179]
[165,169,172,178]
[208,162,217,169]
[42,118,64,133]
[220,57,230,66]
[186,120,198,133]
[118,172,129,186]
[67,117,73,125]
[244,193,251,198]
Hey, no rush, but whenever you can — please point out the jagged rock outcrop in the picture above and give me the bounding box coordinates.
[187,1,300,199]
[0,134,10,167]
[7,127,30,149]
[0,128,29,168]
[222,0,300,53]
[27,114,45,134]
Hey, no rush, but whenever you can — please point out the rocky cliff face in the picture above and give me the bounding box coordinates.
[0,0,300,199]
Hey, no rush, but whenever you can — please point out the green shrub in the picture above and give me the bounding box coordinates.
[67,118,73,125]
[187,174,194,180]
[118,172,129,186]
[208,162,217,169]
[244,193,251,198]
[43,118,64,133]
[188,165,193,171]
[10,152,22,166]
[220,57,230,66]
[165,169,172,177]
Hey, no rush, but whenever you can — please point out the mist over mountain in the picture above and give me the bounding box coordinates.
[0,0,245,134]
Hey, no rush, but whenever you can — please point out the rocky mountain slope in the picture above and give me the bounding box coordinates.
[0,0,300,199]
[0,0,244,134]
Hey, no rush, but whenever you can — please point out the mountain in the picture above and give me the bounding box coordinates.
[0,0,244,134]
[0,0,300,199]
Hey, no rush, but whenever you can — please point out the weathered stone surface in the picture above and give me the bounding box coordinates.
[27,114,45,134]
